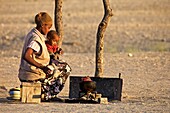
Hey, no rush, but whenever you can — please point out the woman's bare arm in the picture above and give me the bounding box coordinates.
[24,48,51,74]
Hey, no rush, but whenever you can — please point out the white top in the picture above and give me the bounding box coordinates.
[28,41,41,53]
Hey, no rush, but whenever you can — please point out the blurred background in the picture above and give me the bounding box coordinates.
[0,0,170,56]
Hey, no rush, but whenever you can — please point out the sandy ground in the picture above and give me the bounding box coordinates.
[0,0,170,112]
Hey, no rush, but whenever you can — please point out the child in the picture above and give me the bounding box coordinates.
[42,30,71,101]
[45,30,63,60]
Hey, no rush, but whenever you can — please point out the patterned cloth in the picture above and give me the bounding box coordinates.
[41,59,71,101]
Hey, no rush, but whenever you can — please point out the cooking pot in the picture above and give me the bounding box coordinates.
[79,81,96,93]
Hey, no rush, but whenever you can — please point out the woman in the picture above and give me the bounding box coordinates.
[18,12,71,101]
[18,12,52,82]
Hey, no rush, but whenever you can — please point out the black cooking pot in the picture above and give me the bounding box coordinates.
[79,81,96,93]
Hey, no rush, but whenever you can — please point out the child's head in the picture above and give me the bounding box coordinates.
[35,12,52,35]
[47,30,60,46]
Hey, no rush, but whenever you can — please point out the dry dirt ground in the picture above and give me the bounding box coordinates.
[0,0,170,113]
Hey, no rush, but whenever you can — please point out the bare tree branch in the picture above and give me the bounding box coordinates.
[95,0,113,77]
[54,0,63,48]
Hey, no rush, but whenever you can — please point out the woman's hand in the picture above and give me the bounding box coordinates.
[40,66,52,76]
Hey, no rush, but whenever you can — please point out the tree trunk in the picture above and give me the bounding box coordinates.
[95,0,113,77]
[54,0,63,48]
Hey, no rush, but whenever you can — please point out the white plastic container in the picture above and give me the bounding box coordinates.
[9,87,20,100]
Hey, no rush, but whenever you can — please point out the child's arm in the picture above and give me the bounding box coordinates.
[55,48,64,55]
[53,48,64,60]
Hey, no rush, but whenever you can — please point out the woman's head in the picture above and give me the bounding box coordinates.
[35,12,52,35]
[47,30,60,46]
